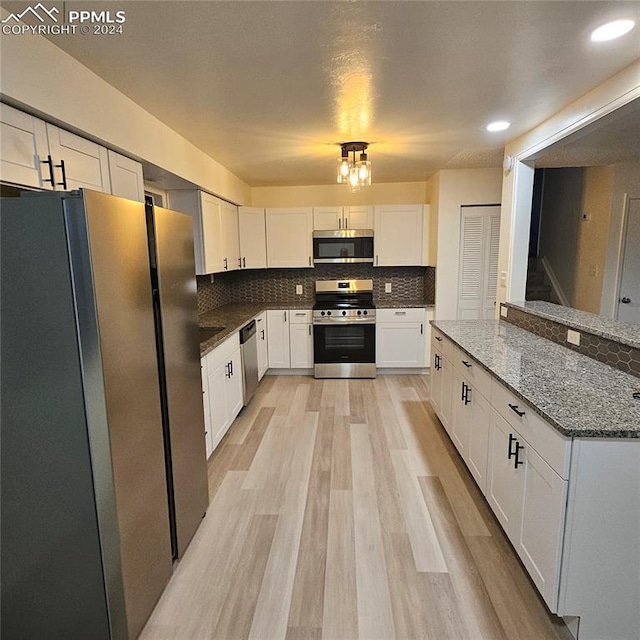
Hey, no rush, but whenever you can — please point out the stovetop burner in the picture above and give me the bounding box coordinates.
[313,279,376,321]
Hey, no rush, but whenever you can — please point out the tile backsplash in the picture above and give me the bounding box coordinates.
[197,265,435,314]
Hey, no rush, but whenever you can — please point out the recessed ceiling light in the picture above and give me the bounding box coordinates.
[590,19,635,42]
[486,121,511,132]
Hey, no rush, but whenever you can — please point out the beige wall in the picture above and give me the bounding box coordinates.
[0,30,252,205]
[432,168,504,320]
[251,181,428,207]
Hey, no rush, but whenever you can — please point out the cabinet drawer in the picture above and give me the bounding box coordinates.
[431,327,454,362]
[490,379,570,478]
[378,308,425,323]
[452,346,491,399]
[205,332,240,370]
[289,309,312,324]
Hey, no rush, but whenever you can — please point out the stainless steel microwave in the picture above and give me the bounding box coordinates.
[312,229,374,264]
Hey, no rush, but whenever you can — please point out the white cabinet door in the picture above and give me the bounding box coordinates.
[207,357,230,451]
[289,322,313,368]
[107,150,144,201]
[345,205,374,229]
[201,358,213,458]
[374,204,424,266]
[266,208,313,268]
[450,369,471,457]
[313,206,344,230]
[376,322,426,367]
[227,349,244,422]
[517,445,567,610]
[266,310,290,368]
[430,348,443,416]
[487,409,525,540]
[238,207,267,269]
[200,193,225,274]
[221,200,240,271]
[46,124,111,193]
[440,355,454,435]
[467,390,491,494]
[0,103,49,189]
[256,312,268,379]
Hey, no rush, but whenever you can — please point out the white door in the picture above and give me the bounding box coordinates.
[266,208,313,268]
[289,323,313,368]
[450,369,470,457]
[226,349,244,422]
[200,193,225,274]
[617,198,640,326]
[221,201,240,271]
[256,313,268,379]
[313,206,344,230]
[467,390,491,494]
[374,205,424,266]
[430,349,443,416]
[207,357,230,451]
[376,323,425,367]
[238,207,267,269]
[457,206,501,320]
[517,445,567,611]
[200,358,213,458]
[345,205,374,229]
[45,124,111,192]
[266,310,290,368]
[0,103,50,189]
[440,356,453,435]
[108,150,144,201]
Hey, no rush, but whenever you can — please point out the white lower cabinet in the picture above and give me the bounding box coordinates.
[289,310,313,368]
[431,327,570,613]
[266,310,290,369]
[201,357,213,458]
[376,308,427,368]
[202,333,243,456]
[255,312,268,380]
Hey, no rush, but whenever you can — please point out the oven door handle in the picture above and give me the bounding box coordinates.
[312,317,376,325]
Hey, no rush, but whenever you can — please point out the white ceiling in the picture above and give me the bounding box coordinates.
[32,1,640,186]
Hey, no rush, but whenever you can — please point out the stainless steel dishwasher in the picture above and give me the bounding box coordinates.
[239,320,259,406]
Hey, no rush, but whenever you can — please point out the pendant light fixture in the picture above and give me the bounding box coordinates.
[336,142,371,191]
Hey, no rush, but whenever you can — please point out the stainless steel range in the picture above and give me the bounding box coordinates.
[312,279,376,379]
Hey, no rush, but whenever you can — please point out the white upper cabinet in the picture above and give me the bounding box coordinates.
[313,205,373,230]
[1,103,111,193]
[168,190,239,275]
[373,204,424,266]
[46,125,111,193]
[107,150,144,202]
[238,207,267,269]
[265,207,313,268]
[0,103,49,189]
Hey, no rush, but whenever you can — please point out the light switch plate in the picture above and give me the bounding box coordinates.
[385,283,392,293]
[296,284,303,295]
[567,329,581,346]
[500,306,508,318]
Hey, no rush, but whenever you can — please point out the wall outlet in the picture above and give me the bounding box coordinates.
[567,329,581,346]
[500,305,508,318]
[582,212,591,221]
[385,283,392,293]
[296,284,303,295]
[499,271,507,287]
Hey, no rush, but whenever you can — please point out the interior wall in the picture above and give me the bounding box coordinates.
[250,182,428,207]
[432,168,504,321]
[601,163,640,318]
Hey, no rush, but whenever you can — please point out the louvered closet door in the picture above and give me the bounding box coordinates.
[457,206,501,320]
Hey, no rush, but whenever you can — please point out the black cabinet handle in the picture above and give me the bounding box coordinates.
[463,383,471,405]
[462,360,472,368]
[514,442,524,468]
[41,155,55,186]
[508,433,517,460]
[223,257,228,270]
[420,323,423,335]
[460,381,466,402]
[508,403,526,417]
[238,257,242,268]
[261,329,265,340]
[58,159,67,190]
[225,363,231,378]
[434,353,441,370]
[229,360,233,376]
[435,336,442,342]
[243,257,246,268]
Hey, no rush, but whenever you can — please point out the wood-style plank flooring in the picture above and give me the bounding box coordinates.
[140,375,572,640]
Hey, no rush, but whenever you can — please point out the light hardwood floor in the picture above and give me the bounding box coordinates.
[140,375,572,640]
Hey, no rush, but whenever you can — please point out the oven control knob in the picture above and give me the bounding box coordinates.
[357,310,362,315]
[342,310,347,316]
[321,311,326,316]
[363,310,368,315]
[327,311,331,316]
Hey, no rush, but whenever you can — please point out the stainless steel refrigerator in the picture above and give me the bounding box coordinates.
[1,189,209,640]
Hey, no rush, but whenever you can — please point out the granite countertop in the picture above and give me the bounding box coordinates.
[199,302,313,356]
[376,300,435,309]
[431,319,640,439]
[507,301,640,350]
